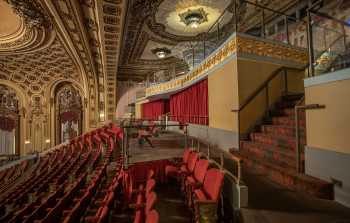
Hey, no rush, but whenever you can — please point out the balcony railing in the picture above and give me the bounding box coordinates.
[307,3,350,76]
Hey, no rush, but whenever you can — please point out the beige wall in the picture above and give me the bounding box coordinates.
[207,57,304,134]
[208,59,239,131]
[237,59,281,132]
[305,78,350,155]
[135,102,142,119]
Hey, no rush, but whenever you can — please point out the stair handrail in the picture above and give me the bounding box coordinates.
[232,67,302,113]
[294,98,325,173]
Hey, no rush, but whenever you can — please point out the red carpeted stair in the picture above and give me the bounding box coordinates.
[231,94,333,200]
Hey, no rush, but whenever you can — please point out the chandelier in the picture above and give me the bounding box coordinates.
[179,8,208,29]
[152,47,171,59]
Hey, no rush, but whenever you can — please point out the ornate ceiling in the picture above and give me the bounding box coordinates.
[118,0,299,82]
[0,0,126,126]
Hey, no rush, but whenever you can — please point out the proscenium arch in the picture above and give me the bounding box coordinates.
[0,79,29,155]
[46,79,87,146]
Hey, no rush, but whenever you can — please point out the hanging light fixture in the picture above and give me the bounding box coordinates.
[179,8,208,29]
[152,47,171,59]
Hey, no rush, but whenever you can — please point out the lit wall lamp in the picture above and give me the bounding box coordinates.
[99,112,105,122]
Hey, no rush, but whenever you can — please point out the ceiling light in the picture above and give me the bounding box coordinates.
[152,48,171,59]
[179,8,208,29]
[185,13,202,29]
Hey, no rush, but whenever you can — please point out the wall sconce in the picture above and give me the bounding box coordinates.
[45,139,50,144]
[25,140,31,144]
[99,112,105,122]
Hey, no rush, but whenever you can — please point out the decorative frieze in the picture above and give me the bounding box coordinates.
[145,33,308,96]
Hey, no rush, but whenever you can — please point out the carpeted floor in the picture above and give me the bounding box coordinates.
[155,183,192,223]
[241,171,350,223]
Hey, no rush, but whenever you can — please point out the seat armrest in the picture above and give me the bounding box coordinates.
[194,199,217,204]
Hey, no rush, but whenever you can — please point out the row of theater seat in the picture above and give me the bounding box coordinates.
[0,158,29,194]
[165,148,225,222]
[0,123,124,223]
[130,170,159,223]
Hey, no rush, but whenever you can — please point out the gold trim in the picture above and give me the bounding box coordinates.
[145,33,308,96]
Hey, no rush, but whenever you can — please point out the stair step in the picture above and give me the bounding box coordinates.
[272,116,305,127]
[231,151,333,199]
[261,125,305,138]
[250,133,305,150]
[240,141,304,169]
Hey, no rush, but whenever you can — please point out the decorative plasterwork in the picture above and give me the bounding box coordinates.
[51,0,126,123]
[6,0,50,28]
[0,0,54,54]
[0,37,80,98]
[145,33,308,96]
[119,0,301,81]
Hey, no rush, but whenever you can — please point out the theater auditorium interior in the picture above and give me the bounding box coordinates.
[1,0,350,222]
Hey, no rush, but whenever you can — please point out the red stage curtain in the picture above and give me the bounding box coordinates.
[170,79,208,125]
[60,111,79,122]
[141,99,168,120]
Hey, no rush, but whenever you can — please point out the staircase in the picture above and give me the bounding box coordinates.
[231,94,333,200]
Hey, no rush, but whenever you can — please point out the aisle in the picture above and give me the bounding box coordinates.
[155,183,192,223]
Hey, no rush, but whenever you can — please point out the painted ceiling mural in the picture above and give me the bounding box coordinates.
[0,0,126,127]
[118,0,298,82]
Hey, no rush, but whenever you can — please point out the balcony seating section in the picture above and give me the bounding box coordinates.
[165,148,191,179]
[184,158,209,206]
[0,159,30,193]
[165,149,225,222]
[0,123,124,223]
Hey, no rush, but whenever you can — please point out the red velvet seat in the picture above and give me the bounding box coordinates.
[193,168,225,222]
[165,149,192,179]
[145,191,157,217]
[132,192,157,223]
[145,210,159,223]
[185,159,209,205]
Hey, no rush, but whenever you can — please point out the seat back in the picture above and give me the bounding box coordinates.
[145,179,156,197]
[202,169,224,201]
[183,149,191,163]
[145,192,157,215]
[147,169,155,180]
[193,159,209,184]
[187,152,199,173]
[145,210,159,223]
[97,206,109,223]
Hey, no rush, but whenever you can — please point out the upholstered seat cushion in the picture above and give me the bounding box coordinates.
[133,210,142,223]
[186,176,196,186]
[180,164,188,173]
[165,165,177,176]
[194,189,207,201]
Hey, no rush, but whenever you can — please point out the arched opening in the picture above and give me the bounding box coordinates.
[55,83,83,144]
[0,84,20,155]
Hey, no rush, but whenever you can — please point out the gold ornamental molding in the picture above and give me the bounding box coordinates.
[145,33,308,97]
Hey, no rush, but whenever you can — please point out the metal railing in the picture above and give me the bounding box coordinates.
[232,67,303,140]
[148,0,308,86]
[166,114,209,126]
[294,98,325,173]
[307,2,350,76]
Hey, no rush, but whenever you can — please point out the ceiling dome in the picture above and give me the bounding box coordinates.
[0,1,24,41]
[155,0,233,37]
